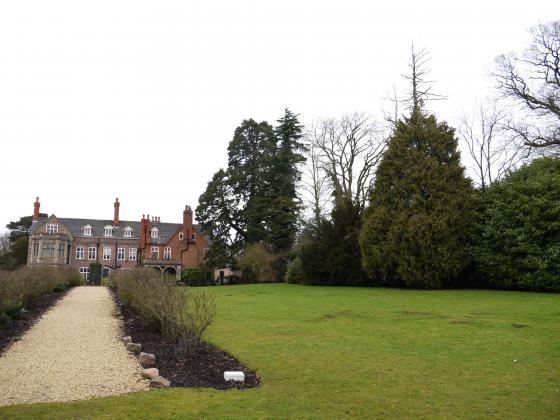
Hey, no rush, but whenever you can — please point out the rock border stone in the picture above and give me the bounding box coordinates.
[141,368,160,379]
[139,352,155,367]
[126,342,141,353]
[149,376,171,388]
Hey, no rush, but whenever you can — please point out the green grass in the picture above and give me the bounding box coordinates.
[1,284,559,419]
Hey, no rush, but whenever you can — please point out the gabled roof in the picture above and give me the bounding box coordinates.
[30,216,210,244]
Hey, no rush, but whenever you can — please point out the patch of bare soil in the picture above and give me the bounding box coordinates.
[0,289,69,355]
[114,293,260,390]
[320,310,353,320]
[450,320,475,325]
[398,310,434,316]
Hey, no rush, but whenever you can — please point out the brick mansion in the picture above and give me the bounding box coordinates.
[27,197,210,280]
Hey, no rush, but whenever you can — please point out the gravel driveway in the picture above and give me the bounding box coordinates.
[0,286,148,406]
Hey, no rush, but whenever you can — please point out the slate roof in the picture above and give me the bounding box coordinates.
[30,216,209,245]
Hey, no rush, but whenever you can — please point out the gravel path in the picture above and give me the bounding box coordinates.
[0,286,148,406]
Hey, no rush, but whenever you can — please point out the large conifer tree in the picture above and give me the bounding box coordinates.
[360,111,474,288]
[227,119,276,243]
[196,111,306,275]
[267,109,306,252]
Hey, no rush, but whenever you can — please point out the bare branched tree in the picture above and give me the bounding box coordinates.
[403,44,446,113]
[306,113,386,213]
[459,100,525,190]
[381,85,402,130]
[301,142,330,227]
[0,232,10,257]
[494,21,560,152]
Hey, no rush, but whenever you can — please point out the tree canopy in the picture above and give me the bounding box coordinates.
[472,157,560,292]
[196,110,306,270]
[494,21,560,152]
[360,111,474,289]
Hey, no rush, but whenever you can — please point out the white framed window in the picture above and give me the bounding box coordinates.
[123,226,132,238]
[151,227,159,238]
[32,242,39,257]
[83,225,92,236]
[151,246,159,259]
[46,224,58,234]
[103,247,111,260]
[179,232,184,240]
[104,226,113,237]
[164,247,171,260]
[117,247,125,260]
[88,246,96,260]
[76,246,84,259]
[191,233,197,240]
[79,267,90,280]
[129,248,137,261]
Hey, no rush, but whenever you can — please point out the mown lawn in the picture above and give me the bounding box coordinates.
[1,284,559,419]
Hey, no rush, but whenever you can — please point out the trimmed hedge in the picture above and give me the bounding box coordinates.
[0,266,83,324]
[181,267,211,287]
[472,157,560,292]
[89,263,102,285]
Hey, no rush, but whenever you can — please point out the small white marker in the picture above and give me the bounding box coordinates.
[224,371,245,382]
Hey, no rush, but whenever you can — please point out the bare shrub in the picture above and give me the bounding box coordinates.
[238,243,278,283]
[110,268,216,357]
[0,266,82,323]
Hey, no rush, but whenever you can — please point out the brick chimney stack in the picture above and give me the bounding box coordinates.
[140,215,148,249]
[33,197,40,222]
[183,205,193,239]
[144,214,152,245]
[113,197,120,226]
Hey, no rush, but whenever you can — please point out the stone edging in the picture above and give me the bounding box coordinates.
[122,335,170,388]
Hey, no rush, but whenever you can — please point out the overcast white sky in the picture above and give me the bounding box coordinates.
[0,1,558,230]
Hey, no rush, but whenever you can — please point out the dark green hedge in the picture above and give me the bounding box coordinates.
[472,157,560,292]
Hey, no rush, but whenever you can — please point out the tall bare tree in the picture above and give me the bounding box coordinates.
[494,21,560,152]
[0,232,10,257]
[402,44,446,113]
[459,100,525,190]
[306,113,386,213]
[301,142,329,227]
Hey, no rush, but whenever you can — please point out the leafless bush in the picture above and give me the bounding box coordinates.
[238,243,278,283]
[110,268,216,357]
[0,266,82,323]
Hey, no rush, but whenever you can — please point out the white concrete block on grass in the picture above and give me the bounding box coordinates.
[224,371,245,382]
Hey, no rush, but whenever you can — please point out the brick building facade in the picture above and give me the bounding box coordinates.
[27,197,209,280]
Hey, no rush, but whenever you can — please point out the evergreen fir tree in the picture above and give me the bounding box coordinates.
[267,109,306,252]
[227,119,276,243]
[300,197,367,286]
[360,111,474,289]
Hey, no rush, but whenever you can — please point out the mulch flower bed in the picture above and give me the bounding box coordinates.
[112,292,260,390]
[0,289,70,355]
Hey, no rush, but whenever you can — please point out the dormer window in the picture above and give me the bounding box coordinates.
[46,224,58,234]
[83,225,93,236]
[104,225,114,237]
[151,227,159,238]
[123,226,133,238]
